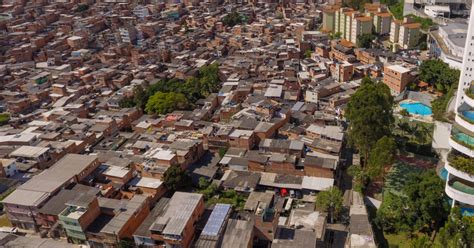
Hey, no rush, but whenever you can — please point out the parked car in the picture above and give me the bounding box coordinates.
[295,190,301,199]
[280,188,288,197]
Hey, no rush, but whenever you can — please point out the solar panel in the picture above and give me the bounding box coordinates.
[201,204,231,236]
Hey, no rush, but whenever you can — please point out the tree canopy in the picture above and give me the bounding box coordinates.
[120,63,220,114]
[403,170,449,231]
[376,170,449,234]
[222,11,245,27]
[381,0,404,20]
[431,85,456,121]
[343,0,370,10]
[419,59,460,93]
[162,166,191,192]
[145,92,189,115]
[198,63,220,96]
[345,77,394,161]
[406,14,434,31]
[437,207,474,248]
[356,33,376,49]
[366,136,396,179]
[329,32,342,40]
[376,192,409,232]
[0,113,10,126]
[316,187,344,223]
[421,60,459,121]
[76,4,89,12]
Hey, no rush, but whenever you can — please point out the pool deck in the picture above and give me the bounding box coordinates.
[398,99,435,121]
[395,108,434,124]
[432,121,452,151]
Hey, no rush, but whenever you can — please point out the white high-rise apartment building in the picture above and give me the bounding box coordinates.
[444,6,474,214]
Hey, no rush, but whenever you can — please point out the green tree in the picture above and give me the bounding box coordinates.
[345,77,394,163]
[222,11,244,27]
[356,33,376,48]
[145,92,189,114]
[343,0,370,10]
[419,59,460,94]
[76,4,89,12]
[410,234,431,248]
[0,113,10,126]
[198,63,220,96]
[118,239,135,248]
[198,177,210,189]
[385,0,404,20]
[119,65,219,112]
[316,187,343,223]
[376,192,410,232]
[404,170,449,232]
[431,86,454,121]
[183,77,202,102]
[400,109,410,117]
[208,189,246,209]
[406,14,434,31]
[377,170,449,234]
[348,165,368,192]
[367,136,396,180]
[218,147,228,158]
[304,50,313,58]
[119,97,135,108]
[437,207,474,248]
[201,183,218,200]
[162,166,191,192]
[133,84,148,110]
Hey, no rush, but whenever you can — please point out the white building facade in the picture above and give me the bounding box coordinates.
[445,7,474,214]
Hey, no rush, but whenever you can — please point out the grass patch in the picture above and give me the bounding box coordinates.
[384,232,411,248]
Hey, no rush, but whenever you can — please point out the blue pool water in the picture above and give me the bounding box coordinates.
[447,198,474,216]
[462,208,474,216]
[455,133,474,146]
[440,168,448,181]
[400,102,432,116]
[463,111,474,121]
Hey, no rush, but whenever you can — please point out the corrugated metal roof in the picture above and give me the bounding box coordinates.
[201,204,231,236]
[301,176,334,191]
[151,192,203,236]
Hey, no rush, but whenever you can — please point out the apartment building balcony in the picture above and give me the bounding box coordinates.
[62,221,84,233]
[446,178,474,206]
[445,151,474,182]
[464,86,474,107]
[449,125,474,157]
[65,229,87,241]
[455,111,474,131]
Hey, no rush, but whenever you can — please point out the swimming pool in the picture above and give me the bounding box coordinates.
[440,168,448,181]
[462,111,474,121]
[400,102,432,116]
[454,132,474,146]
